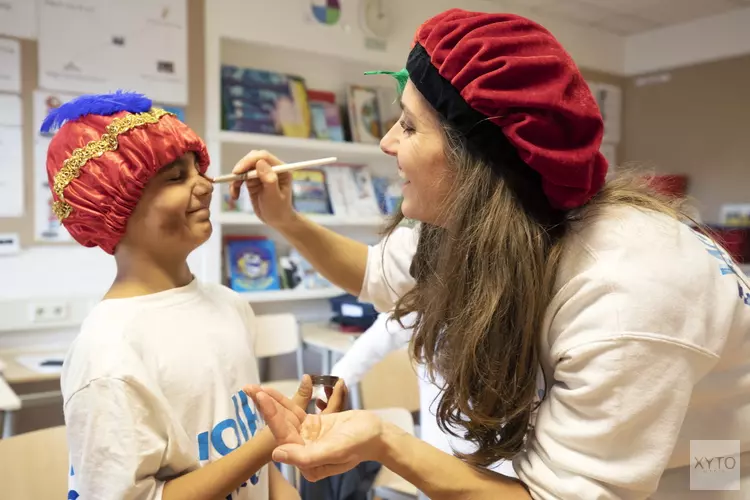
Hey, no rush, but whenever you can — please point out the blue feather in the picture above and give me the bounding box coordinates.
[40,90,152,134]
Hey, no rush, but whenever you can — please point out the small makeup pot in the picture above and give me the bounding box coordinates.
[310,375,339,405]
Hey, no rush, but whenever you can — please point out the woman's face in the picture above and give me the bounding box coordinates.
[380,81,453,225]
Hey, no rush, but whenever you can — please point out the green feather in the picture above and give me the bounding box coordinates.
[365,68,409,95]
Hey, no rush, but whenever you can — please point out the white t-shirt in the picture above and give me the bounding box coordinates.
[61,279,269,500]
[360,207,750,499]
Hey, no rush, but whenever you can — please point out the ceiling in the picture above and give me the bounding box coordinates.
[504,0,750,35]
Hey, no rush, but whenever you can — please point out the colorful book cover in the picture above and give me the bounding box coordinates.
[221,65,312,138]
[291,169,333,214]
[371,176,402,215]
[308,89,344,142]
[225,237,281,292]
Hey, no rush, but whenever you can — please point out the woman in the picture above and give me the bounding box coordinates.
[236,9,750,499]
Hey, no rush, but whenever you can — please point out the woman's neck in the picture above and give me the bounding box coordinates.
[107,247,194,299]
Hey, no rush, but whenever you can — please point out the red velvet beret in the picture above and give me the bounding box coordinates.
[406,9,608,210]
[43,92,209,254]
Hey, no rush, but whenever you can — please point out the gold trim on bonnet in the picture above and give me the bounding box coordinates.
[51,107,173,221]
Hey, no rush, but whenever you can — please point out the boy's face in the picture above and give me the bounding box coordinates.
[121,152,213,257]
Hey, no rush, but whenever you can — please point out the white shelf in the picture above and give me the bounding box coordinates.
[218,211,386,228]
[219,131,384,161]
[238,288,346,303]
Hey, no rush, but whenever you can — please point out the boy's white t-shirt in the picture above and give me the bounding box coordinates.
[61,279,269,500]
[360,207,750,499]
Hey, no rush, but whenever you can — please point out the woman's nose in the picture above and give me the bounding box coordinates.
[380,122,399,157]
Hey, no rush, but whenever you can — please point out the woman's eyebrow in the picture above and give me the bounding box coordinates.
[399,100,416,121]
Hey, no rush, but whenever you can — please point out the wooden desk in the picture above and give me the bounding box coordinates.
[0,348,65,384]
[0,347,65,438]
[0,377,21,411]
[300,323,360,355]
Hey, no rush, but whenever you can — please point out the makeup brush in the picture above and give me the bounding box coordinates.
[211,156,339,183]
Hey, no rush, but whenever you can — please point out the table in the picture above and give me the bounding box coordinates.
[300,322,358,373]
[0,348,65,438]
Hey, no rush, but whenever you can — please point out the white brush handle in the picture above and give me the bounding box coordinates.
[212,156,338,183]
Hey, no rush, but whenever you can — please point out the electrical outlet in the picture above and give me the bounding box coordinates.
[29,301,69,323]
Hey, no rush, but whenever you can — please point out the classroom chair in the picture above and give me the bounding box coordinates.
[0,425,69,498]
[254,313,305,488]
[254,313,305,400]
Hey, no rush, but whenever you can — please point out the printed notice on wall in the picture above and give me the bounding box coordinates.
[0,38,21,93]
[0,0,37,39]
[590,82,622,145]
[33,90,78,242]
[0,94,24,217]
[38,0,188,105]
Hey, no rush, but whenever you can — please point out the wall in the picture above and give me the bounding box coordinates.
[623,53,750,223]
[625,6,750,75]
[213,0,625,75]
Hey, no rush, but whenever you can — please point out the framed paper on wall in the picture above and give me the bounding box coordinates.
[38,0,188,105]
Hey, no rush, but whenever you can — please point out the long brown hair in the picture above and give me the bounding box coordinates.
[385,118,689,468]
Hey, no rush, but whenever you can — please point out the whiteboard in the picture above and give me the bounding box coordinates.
[0,0,37,39]
[0,38,21,93]
[33,90,78,243]
[38,0,188,105]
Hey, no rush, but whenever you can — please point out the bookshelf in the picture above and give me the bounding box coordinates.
[219,131,385,164]
[204,4,402,320]
[239,287,346,304]
[218,211,386,228]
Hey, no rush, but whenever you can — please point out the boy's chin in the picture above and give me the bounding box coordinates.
[194,221,213,244]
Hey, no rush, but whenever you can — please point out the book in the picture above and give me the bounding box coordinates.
[371,176,402,215]
[221,65,312,138]
[323,164,382,216]
[291,169,333,215]
[346,85,382,144]
[308,89,345,142]
[225,237,281,292]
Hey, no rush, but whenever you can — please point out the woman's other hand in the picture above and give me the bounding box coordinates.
[229,149,296,228]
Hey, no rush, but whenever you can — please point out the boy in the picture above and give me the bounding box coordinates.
[43,91,324,499]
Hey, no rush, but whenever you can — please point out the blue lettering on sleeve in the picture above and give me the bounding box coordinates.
[211,418,242,456]
[693,229,749,307]
[238,390,258,436]
[197,431,210,461]
[232,393,250,441]
[196,390,262,489]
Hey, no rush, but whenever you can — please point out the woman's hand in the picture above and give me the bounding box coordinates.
[243,375,349,443]
[256,392,384,482]
[229,149,296,228]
